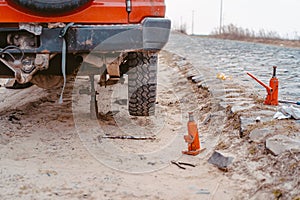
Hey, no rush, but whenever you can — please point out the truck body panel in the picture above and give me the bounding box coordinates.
[0,0,166,23]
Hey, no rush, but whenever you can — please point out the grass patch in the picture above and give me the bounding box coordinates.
[210,24,300,48]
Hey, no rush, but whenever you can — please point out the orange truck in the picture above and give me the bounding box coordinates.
[0,0,171,117]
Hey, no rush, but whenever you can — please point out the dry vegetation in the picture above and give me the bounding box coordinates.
[210,24,300,48]
[173,23,188,35]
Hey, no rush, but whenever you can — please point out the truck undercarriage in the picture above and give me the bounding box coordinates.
[0,0,170,116]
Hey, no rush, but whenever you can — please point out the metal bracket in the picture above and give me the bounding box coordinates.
[89,75,99,119]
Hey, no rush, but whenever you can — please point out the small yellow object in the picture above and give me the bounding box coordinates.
[217,73,232,81]
[217,73,226,80]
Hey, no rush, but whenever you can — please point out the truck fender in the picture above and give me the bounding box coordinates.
[7,0,93,16]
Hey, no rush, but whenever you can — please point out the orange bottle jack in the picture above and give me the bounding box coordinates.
[266,66,279,105]
[182,112,201,156]
[247,66,279,105]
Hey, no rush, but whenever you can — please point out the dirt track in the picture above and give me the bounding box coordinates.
[0,50,243,200]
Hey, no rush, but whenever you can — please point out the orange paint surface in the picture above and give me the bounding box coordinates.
[0,0,165,23]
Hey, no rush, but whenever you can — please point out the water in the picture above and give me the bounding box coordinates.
[165,32,300,100]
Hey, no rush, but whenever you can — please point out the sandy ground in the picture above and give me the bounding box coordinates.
[1,46,299,199]
[0,51,246,200]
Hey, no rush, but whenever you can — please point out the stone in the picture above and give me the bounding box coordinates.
[192,75,204,83]
[266,135,300,156]
[224,92,243,98]
[249,128,271,143]
[231,102,256,113]
[186,72,198,80]
[239,110,275,136]
[239,116,253,136]
[208,151,234,169]
[197,82,208,90]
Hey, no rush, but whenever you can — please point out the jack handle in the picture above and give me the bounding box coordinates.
[272,66,277,77]
[279,100,300,105]
[246,72,273,94]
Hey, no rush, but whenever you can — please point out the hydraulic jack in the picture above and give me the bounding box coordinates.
[182,112,201,156]
[247,66,279,106]
[79,75,99,119]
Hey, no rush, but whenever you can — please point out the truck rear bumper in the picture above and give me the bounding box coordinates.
[71,17,171,52]
[0,17,171,53]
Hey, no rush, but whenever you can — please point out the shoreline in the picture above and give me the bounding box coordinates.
[192,34,300,48]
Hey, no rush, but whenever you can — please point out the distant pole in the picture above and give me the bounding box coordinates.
[192,10,195,35]
[219,0,223,34]
[180,16,183,31]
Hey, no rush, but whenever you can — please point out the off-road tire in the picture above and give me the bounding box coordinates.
[4,79,33,89]
[7,0,92,16]
[126,52,157,116]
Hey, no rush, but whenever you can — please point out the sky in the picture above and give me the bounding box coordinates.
[165,0,300,39]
